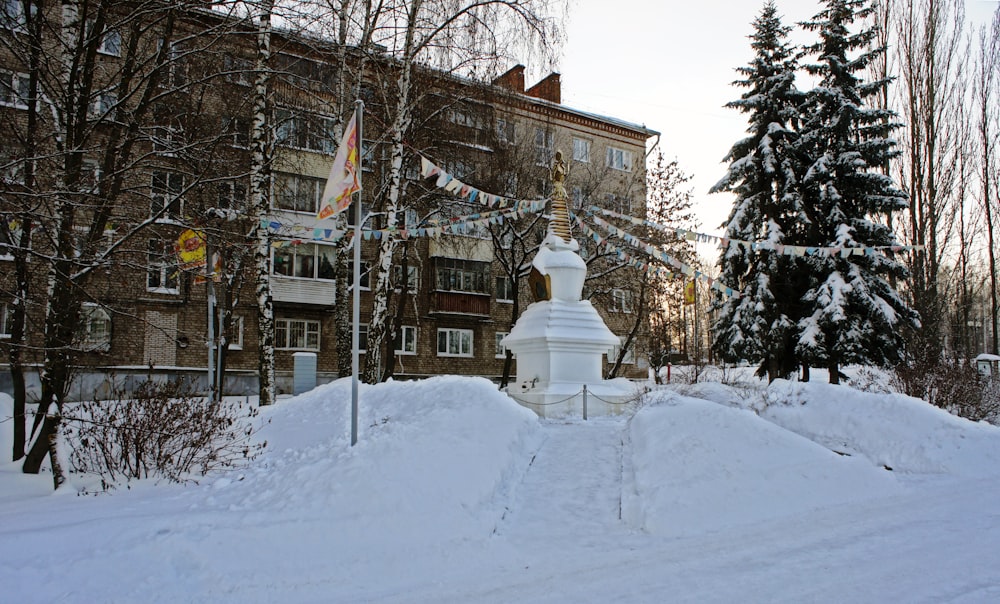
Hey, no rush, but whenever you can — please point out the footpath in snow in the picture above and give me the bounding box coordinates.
[2,376,1000,603]
[495,418,630,545]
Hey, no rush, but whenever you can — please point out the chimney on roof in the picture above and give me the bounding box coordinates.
[493,65,526,93]
[526,72,561,104]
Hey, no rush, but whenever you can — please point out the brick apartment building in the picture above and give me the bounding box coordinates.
[0,3,657,398]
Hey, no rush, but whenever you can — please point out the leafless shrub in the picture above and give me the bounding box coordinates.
[849,367,895,394]
[65,379,267,491]
[893,362,1000,425]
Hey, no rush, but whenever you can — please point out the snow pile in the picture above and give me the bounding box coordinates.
[687,379,1000,476]
[0,376,542,602]
[624,390,900,537]
[2,373,1000,602]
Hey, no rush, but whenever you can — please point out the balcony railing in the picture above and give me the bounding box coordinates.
[431,290,491,316]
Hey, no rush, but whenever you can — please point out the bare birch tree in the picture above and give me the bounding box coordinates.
[890,0,971,363]
[359,0,561,382]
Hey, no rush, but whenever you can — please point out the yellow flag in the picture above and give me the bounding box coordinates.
[684,280,695,305]
[175,229,207,270]
[317,112,361,219]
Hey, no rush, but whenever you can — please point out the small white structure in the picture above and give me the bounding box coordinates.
[502,152,636,418]
[975,353,1000,377]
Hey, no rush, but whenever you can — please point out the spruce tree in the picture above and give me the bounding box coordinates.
[712,1,807,382]
[795,0,918,384]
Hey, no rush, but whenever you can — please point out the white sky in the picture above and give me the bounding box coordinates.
[558,0,999,236]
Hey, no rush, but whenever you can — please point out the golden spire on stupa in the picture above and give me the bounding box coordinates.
[549,150,573,243]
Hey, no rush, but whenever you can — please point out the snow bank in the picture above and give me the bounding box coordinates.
[690,379,1000,476]
[234,375,543,539]
[0,376,542,603]
[624,390,900,537]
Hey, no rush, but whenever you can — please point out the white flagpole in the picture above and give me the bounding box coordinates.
[350,99,364,446]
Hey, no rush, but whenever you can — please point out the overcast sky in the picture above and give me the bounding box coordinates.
[556,0,999,236]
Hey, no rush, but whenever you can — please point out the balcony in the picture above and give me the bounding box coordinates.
[431,290,491,316]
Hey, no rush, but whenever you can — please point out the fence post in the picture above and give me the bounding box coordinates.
[582,384,588,421]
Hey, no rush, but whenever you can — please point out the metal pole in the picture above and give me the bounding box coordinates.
[582,384,588,421]
[693,277,699,367]
[206,238,215,400]
[350,99,364,447]
[215,304,225,402]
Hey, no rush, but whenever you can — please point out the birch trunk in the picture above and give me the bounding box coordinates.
[251,0,276,404]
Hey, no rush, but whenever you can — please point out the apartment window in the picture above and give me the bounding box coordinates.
[447,108,482,130]
[571,186,586,210]
[394,325,417,355]
[97,28,121,56]
[345,201,372,227]
[151,171,184,219]
[606,146,633,172]
[610,336,635,365]
[274,53,327,90]
[496,276,514,303]
[347,260,370,290]
[435,258,489,294]
[496,118,515,144]
[499,172,519,196]
[273,242,336,280]
[358,323,368,353]
[217,180,247,210]
[444,158,475,180]
[495,332,509,358]
[611,288,633,313]
[222,116,250,148]
[1,151,23,185]
[223,55,254,86]
[77,303,112,352]
[151,123,184,156]
[534,127,553,166]
[605,193,632,215]
[161,40,186,88]
[276,109,336,154]
[0,70,29,109]
[275,318,320,350]
[81,160,102,194]
[89,91,117,120]
[437,328,473,357]
[227,315,244,350]
[393,265,419,292]
[147,239,179,292]
[0,302,11,338]
[572,137,591,163]
[274,173,323,214]
[361,139,377,172]
[396,208,420,229]
[1,0,26,31]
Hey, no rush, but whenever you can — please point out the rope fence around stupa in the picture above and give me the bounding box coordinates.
[504,385,648,408]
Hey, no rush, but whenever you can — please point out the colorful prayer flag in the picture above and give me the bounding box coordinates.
[317,112,361,219]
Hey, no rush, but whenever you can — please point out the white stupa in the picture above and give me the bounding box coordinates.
[502,152,636,418]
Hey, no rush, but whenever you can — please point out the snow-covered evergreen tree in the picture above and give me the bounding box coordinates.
[795,0,918,384]
[712,1,807,382]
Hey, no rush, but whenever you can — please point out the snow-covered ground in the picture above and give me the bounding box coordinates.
[2,373,999,603]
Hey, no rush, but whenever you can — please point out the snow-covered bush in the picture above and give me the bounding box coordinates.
[65,379,266,490]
